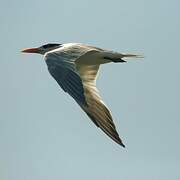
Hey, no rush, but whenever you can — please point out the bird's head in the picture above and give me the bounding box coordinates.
[21,43,62,55]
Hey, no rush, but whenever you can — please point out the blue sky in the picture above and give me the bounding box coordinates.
[0,0,180,179]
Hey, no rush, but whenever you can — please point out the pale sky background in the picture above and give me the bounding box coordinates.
[0,0,180,179]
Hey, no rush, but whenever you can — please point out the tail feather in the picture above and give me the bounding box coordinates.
[118,53,144,63]
[122,54,144,58]
[103,51,144,63]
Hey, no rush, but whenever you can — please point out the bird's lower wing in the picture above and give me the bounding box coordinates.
[81,84,125,147]
[76,64,125,147]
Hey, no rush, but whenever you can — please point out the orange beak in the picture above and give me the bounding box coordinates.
[21,48,40,54]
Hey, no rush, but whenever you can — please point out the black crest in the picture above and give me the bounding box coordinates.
[42,43,62,49]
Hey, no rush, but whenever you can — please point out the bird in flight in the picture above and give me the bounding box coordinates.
[22,43,143,147]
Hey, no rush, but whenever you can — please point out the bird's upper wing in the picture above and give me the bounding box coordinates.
[45,44,125,147]
[45,45,88,106]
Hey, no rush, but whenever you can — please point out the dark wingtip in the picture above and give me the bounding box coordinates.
[121,143,126,148]
[118,141,126,148]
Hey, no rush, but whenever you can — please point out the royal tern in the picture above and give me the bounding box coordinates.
[22,43,143,147]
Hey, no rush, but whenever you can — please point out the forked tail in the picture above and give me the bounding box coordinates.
[118,53,144,63]
[122,54,144,59]
[103,51,144,63]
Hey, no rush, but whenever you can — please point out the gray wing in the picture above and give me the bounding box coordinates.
[46,56,87,106]
[45,45,125,147]
[76,63,125,147]
[45,44,91,106]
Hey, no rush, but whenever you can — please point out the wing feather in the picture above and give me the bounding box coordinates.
[47,63,87,106]
[76,63,125,147]
[45,44,125,147]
